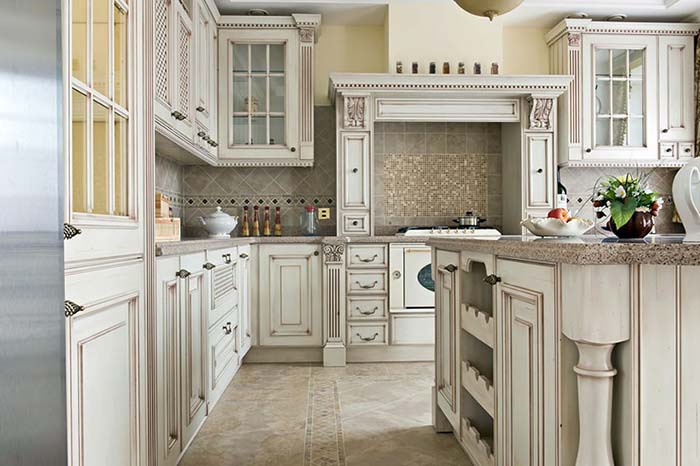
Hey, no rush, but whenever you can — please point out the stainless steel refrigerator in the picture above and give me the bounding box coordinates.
[0,0,68,464]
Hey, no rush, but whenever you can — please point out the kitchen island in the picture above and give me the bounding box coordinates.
[429,234,700,466]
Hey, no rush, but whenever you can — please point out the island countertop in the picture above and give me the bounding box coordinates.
[428,234,700,265]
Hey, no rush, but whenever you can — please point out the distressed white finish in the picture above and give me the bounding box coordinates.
[375,98,520,122]
[237,245,252,357]
[322,242,346,366]
[258,244,323,346]
[658,36,695,144]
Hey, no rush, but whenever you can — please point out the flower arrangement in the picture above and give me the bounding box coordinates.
[592,173,663,229]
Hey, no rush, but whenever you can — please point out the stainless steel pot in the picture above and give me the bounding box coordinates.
[453,212,486,227]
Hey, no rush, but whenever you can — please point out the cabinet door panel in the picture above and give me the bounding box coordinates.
[66,264,144,466]
[172,3,194,139]
[154,0,174,122]
[238,245,252,355]
[434,249,460,430]
[341,132,371,210]
[526,133,554,209]
[259,245,322,346]
[658,36,694,143]
[180,266,207,445]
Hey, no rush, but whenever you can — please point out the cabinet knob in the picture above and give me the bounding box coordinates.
[176,269,191,279]
[662,128,669,133]
[685,147,692,153]
[585,148,592,153]
[64,300,85,317]
[443,264,457,273]
[536,168,543,174]
[210,141,218,147]
[484,274,501,286]
[392,270,402,279]
[290,147,296,152]
[314,251,320,256]
[352,220,359,226]
[196,106,205,112]
[352,168,359,173]
[197,131,206,138]
[203,262,216,270]
[223,322,232,335]
[239,253,249,259]
[63,223,82,240]
[666,147,673,153]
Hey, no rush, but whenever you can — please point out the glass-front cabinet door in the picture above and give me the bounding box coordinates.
[65,0,142,264]
[218,28,300,164]
[582,34,658,161]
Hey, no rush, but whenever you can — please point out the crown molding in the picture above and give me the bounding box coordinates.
[546,18,700,44]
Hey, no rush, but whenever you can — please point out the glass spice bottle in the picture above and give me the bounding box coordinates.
[241,206,250,237]
[458,62,465,74]
[442,62,450,74]
[252,205,260,237]
[412,62,418,74]
[263,206,271,236]
[274,207,282,236]
[429,62,436,74]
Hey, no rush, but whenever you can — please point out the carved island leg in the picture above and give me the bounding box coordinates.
[570,341,617,466]
[561,264,632,466]
[322,242,346,367]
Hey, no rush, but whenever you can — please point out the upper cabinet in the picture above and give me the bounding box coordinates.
[547,19,699,167]
[217,14,320,167]
[154,0,218,163]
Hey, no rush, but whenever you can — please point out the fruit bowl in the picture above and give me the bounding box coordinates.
[521,217,593,237]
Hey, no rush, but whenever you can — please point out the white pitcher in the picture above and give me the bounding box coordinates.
[672,157,700,242]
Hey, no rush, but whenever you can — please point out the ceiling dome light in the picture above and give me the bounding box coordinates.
[453,0,524,21]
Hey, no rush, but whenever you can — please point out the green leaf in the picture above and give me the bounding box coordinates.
[610,197,637,229]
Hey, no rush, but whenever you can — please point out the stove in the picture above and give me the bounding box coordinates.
[396,226,502,237]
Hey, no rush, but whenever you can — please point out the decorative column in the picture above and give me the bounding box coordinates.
[561,264,632,466]
[322,241,346,366]
[292,14,320,161]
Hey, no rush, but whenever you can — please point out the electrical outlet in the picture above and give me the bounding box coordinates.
[318,208,331,220]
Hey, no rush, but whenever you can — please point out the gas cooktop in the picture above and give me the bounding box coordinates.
[397,226,502,237]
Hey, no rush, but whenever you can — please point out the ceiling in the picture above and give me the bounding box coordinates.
[213,0,700,26]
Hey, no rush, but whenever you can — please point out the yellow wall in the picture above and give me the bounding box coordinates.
[315,24,387,105]
[386,0,503,74]
[502,27,550,74]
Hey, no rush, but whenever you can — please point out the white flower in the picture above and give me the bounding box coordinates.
[655,197,664,209]
[644,188,653,194]
[615,186,626,198]
[635,206,651,213]
[606,200,611,207]
[594,194,604,201]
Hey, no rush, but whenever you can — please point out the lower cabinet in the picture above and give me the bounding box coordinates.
[65,262,146,466]
[208,307,239,407]
[258,244,323,346]
[495,258,557,466]
[238,245,252,356]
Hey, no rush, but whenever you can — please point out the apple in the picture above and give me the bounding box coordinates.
[547,208,570,222]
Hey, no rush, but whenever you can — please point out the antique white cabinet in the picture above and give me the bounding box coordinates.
[547,19,699,166]
[258,244,323,346]
[238,245,253,356]
[63,0,146,464]
[216,15,320,166]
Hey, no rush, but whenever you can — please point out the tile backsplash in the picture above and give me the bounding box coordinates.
[155,155,184,218]
[156,106,337,237]
[560,166,683,234]
[374,122,502,231]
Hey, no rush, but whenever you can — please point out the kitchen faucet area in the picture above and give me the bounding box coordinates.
[3,1,700,465]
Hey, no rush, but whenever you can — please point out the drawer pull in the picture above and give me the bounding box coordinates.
[356,332,379,342]
[223,322,233,335]
[196,106,205,112]
[203,262,216,270]
[64,300,85,317]
[63,223,82,240]
[239,253,249,259]
[355,254,378,263]
[223,253,232,264]
[441,264,457,273]
[356,280,378,289]
[176,269,191,279]
[484,274,501,286]
[357,306,378,316]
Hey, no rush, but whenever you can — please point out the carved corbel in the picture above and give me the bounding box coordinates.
[567,32,581,48]
[299,27,314,43]
[322,242,345,264]
[343,96,367,130]
[528,97,554,131]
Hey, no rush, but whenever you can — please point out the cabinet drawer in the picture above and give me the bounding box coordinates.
[526,133,554,209]
[679,143,695,159]
[390,311,435,345]
[348,296,388,320]
[342,213,370,235]
[206,247,238,267]
[348,270,387,294]
[348,322,388,346]
[210,315,238,392]
[660,142,676,159]
[348,244,387,268]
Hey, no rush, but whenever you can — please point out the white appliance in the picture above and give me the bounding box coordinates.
[673,158,700,242]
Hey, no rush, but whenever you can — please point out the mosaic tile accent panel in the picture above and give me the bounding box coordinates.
[304,380,346,466]
[383,153,489,217]
[560,166,683,234]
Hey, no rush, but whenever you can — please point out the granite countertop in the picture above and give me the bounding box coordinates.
[428,234,700,265]
[156,235,434,256]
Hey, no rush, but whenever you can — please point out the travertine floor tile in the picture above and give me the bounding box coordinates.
[180,362,471,466]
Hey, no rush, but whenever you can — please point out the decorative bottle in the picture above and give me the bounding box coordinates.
[274,207,282,236]
[252,205,260,237]
[263,206,271,236]
[241,206,250,237]
[300,205,319,236]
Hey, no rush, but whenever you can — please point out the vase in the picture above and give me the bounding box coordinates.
[608,211,654,239]
[672,157,700,241]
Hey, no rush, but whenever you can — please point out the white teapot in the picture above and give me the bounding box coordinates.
[198,207,238,238]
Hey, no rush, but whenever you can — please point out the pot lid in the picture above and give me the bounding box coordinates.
[204,206,233,219]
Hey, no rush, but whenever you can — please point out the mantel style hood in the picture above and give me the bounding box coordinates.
[328,73,572,127]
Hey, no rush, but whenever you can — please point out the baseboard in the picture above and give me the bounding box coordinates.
[242,346,323,363]
[347,344,434,362]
